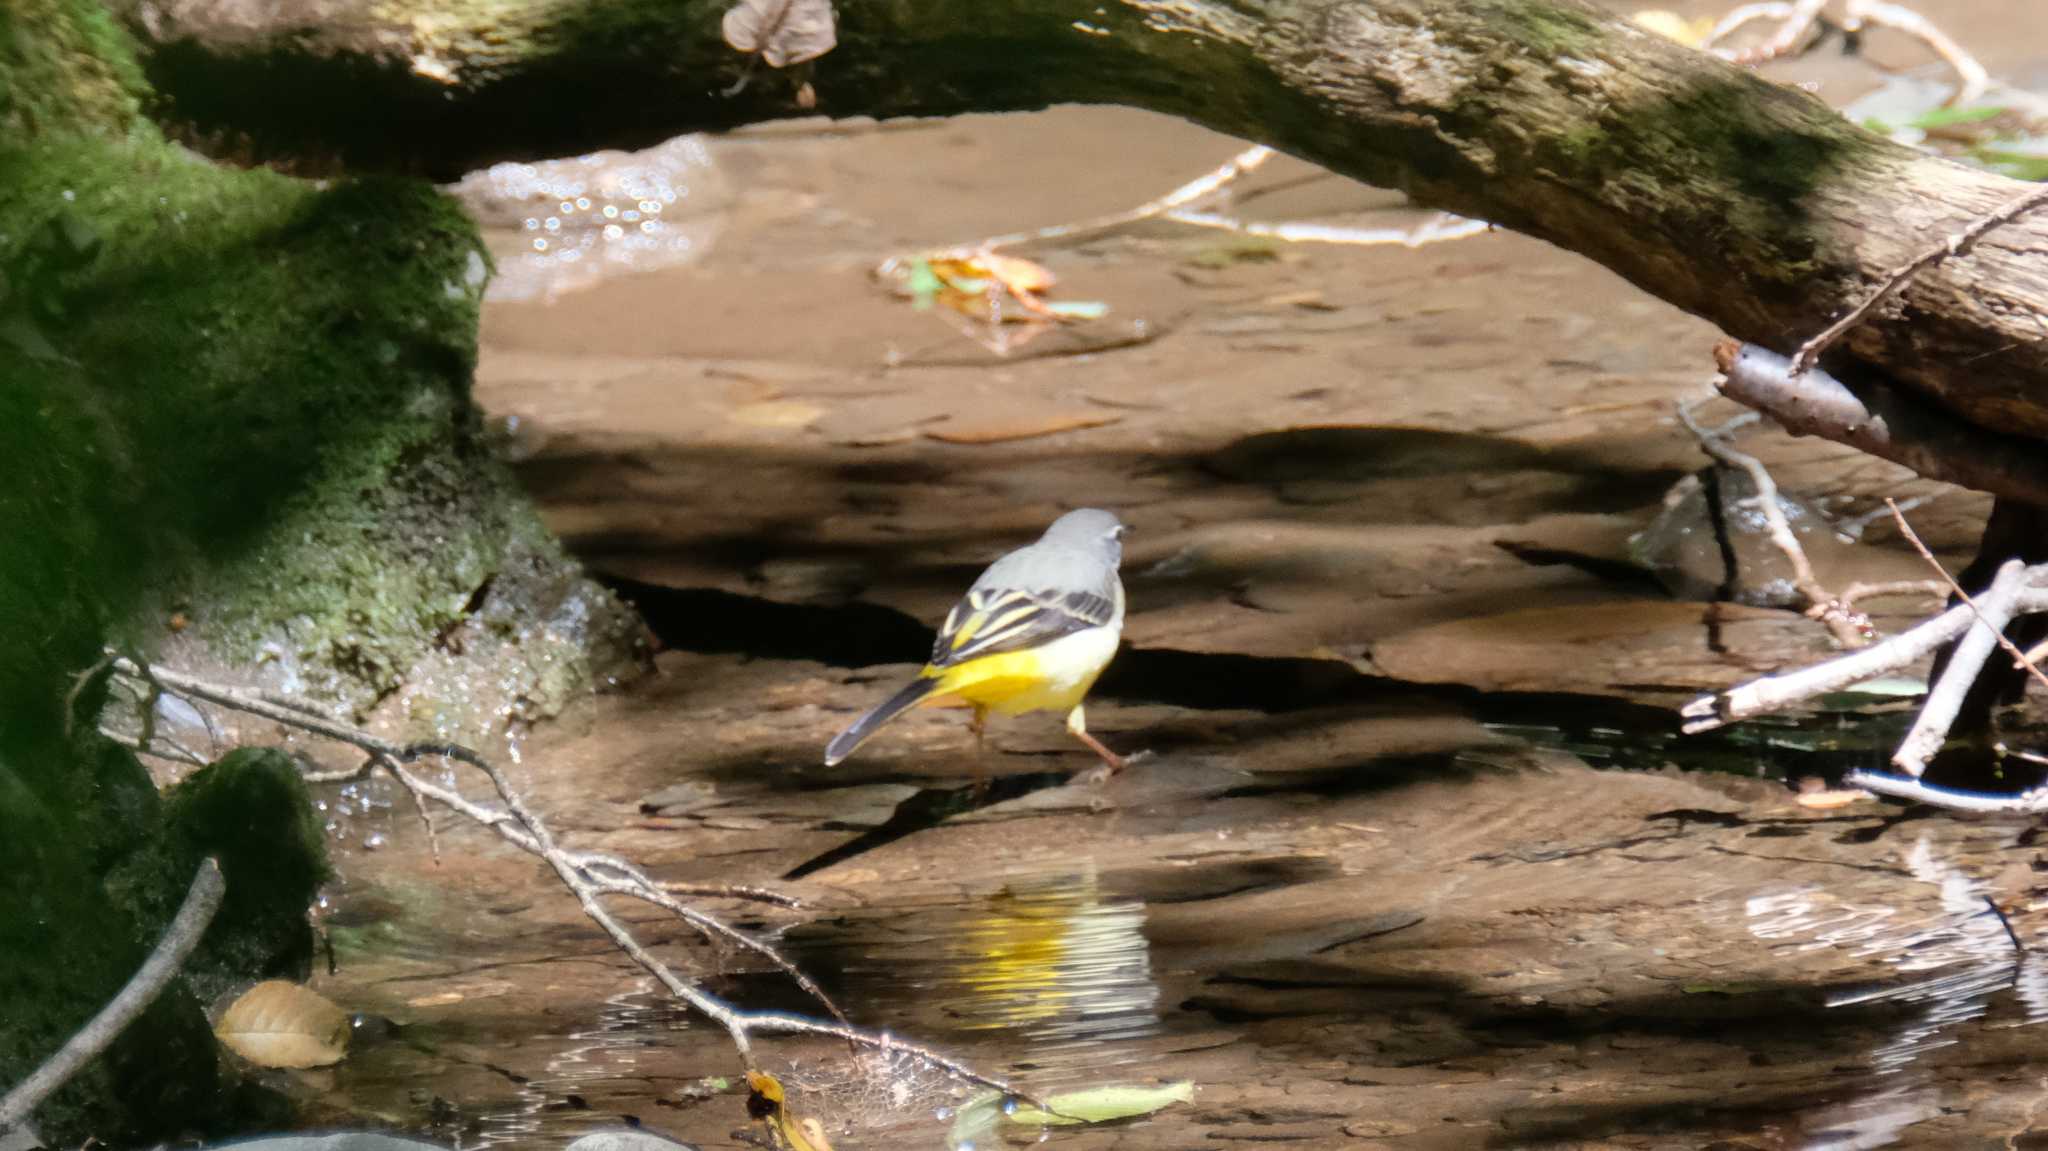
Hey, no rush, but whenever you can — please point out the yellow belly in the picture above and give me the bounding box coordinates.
[921,626,1119,716]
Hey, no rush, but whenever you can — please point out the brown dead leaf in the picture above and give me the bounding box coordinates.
[214,980,349,1069]
[925,411,1123,445]
[723,0,837,68]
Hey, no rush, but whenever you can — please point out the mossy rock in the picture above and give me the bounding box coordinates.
[0,0,641,1142]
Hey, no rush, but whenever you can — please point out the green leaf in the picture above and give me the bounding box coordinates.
[907,259,943,310]
[1975,149,2048,182]
[1908,104,2006,129]
[1008,1081,1195,1126]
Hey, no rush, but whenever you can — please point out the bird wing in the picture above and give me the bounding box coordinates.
[929,583,1118,668]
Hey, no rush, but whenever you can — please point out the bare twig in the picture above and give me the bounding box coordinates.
[0,858,225,1135]
[1838,579,1949,608]
[1676,398,1870,647]
[1892,558,2029,775]
[1843,0,1989,105]
[63,650,116,738]
[1158,208,1492,248]
[1681,601,1976,732]
[1707,0,1987,104]
[1711,0,1825,62]
[1845,768,2048,813]
[99,723,210,768]
[1714,341,2048,507]
[966,145,1275,252]
[660,881,804,908]
[1835,495,1931,542]
[1683,571,2048,732]
[102,658,1029,1103]
[1888,502,2048,698]
[2000,743,2048,768]
[1792,184,2048,375]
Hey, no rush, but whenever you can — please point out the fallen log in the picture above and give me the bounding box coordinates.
[119,0,2048,468]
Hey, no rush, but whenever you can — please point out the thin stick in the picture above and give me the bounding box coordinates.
[1705,1,1798,49]
[1985,895,2026,954]
[660,881,803,908]
[1838,580,1949,608]
[0,858,225,1134]
[1159,209,1491,248]
[1713,0,1825,62]
[1714,341,2048,507]
[1676,399,1870,647]
[1844,0,1988,105]
[1707,0,1988,104]
[1892,558,2029,776]
[966,145,1274,253]
[1680,601,1976,732]
[103,659,1031,1104]
[1888,501,2048,697]
[1792,184,2048,375]
[1845,769,2048,813]
[99,724,209,768]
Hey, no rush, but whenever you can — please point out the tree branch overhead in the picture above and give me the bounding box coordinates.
[119,0,2048,474]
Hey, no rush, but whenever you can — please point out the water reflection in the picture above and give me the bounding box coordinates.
[449,136,728,302]
[766,867,1160,1149]
[942,869,1160,1048]
[459,983,695,1149]
[1748,833,2045,1148]
[777,865,1160,1060]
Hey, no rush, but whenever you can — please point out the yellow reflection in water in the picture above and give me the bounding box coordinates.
[945,867,1159,1044]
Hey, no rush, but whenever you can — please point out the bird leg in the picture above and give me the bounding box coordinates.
[1065,704,1127,774]
[969,704,990,796]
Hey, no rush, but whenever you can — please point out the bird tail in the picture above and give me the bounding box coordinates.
[824,676,940,765]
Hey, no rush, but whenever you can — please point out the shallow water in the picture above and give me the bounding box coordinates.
[296,26,2048,1145]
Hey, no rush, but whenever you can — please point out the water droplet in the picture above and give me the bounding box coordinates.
[932,1106,954,1121]
[602,204,618,218]
[1000,1096,1019,1115]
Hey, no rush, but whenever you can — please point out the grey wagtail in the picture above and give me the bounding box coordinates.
[824,508,1131,772]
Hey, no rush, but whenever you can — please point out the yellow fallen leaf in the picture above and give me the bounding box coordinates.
[746,1071,835,1150]
[1631,9,1715,47]
[925,412,1122,445]
[214,981,349,1069]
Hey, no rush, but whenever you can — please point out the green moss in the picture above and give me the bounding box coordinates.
[1486,0,1601,57]
[153,749,332,997]
[1530,73,1875,282]
[0,1,630,1142]
[0,0,146,136]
